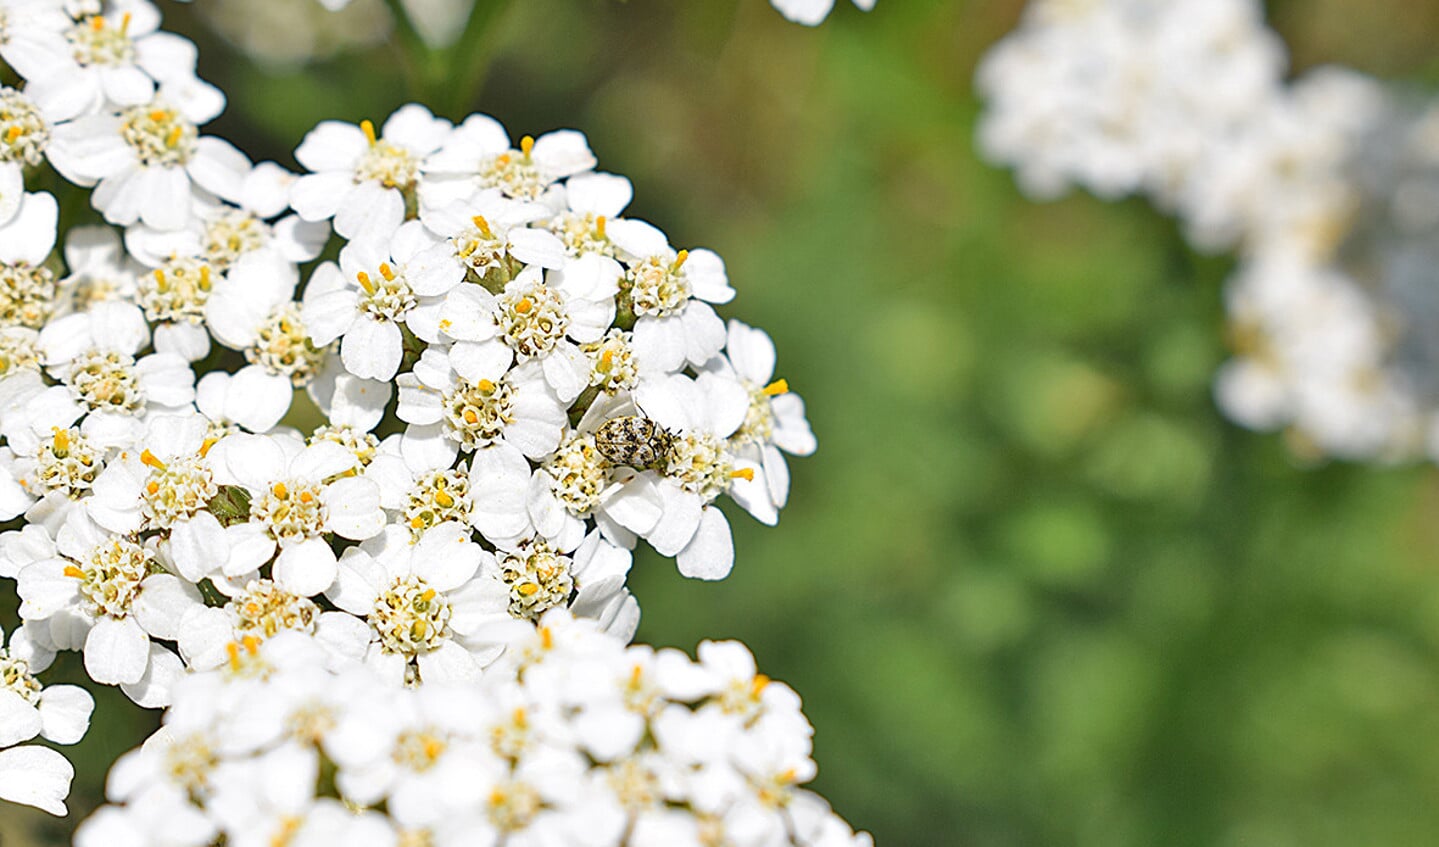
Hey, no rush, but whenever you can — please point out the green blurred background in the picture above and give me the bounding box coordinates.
[10,0,1439,844]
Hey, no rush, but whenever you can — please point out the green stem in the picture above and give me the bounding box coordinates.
[381,0,518,117]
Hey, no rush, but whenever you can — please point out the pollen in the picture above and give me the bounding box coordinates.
[140,449,165,469]
[63,565,84,579]
[520,135,535,158]
[763,378,790,396]
[730,468,755,482]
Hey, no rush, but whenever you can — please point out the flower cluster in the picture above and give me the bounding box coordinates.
[978,0,1439,463]
[0,0,834,821]
[76,612,871,847]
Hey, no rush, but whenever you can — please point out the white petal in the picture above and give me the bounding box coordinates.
[273,537,340,597]
[0,746,73,815]
[676,507,734,580]
[83,616,150,685]
[37,685,93,745]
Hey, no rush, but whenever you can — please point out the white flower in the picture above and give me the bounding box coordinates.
[54,224,142,318]
[291,103,452,239]
[10,1,218,119]
[326,523,498,684]
[633,372,766,579]
[208,432,385,596]
[463,530,641,639]
[15,508,193,703]
[0,191,60,330]
[419,188,566,277]
[438,259,618,403]
[0,84,71,224]
[526,424,664,552]
[606,221,733,373]
[302,220,465,381]
[421,114,596,208]
[771,0,876,26]
[125,161,329,273]
[48,91,246,230]
[36,299,196,447]
[396,347,568,464]
[202,254,314,429]
[85,412,230,581]
[542,171,633,260]
[705,319,816,517]
[0,621,95,750]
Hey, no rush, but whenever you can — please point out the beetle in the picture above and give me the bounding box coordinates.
[593,416,674,469]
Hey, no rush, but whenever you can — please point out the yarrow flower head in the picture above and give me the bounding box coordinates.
[0,1,830,826]
[75,613,872,847]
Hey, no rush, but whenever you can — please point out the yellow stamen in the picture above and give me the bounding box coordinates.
[520,135,534,158]
[149,109,168,123]
[121,12,131,34]
[514,297,532,315]
[145,481,160,495]
[751,674,771,697]
[629,664,644,687]
[595,216,607,239]
[272,482,288,499]
[463,410,479,424]
[778,768,797,784]
[360,119,377,146]
[4,126,21,144]
[199,265,212,291]
[434,490,454,508]
[730,468,755,482]
[673,249,690,271]
[226,641,241,670]
[421,589,437,602]
[242,634,261,655]
[199,437,218,458]
[356,271,375,294]
[410,516,426,529]
[598,349,614,372]
[762,379,789,396]
[378,262,396,282]
[165,125,183,148]
[89,15,104,32]
[513,707,527,728]
[298,491,313,503]
[477,378,495,392]
[140,449,166,470]
[471,215,493,238]
[153,268,167,292]
[518,583,539,597]
[52,429,70,455]
[423,737,444,761]
[63,565,84,579]
[540,627,554,650]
